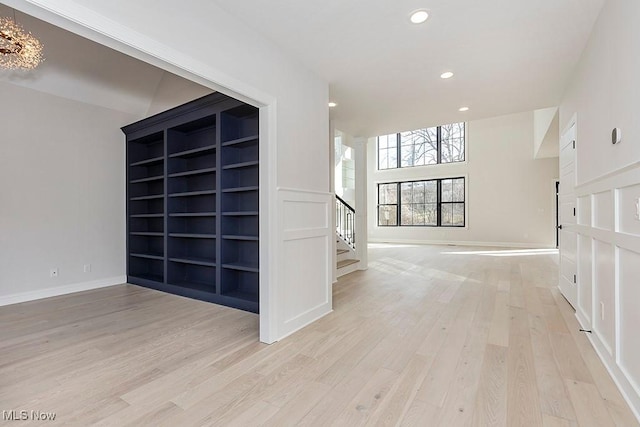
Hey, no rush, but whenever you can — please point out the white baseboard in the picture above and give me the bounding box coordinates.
[368,238,555,249]
[0,276,127,307]
[576,313,640,423]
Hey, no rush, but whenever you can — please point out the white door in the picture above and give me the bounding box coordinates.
[559,123,577,308]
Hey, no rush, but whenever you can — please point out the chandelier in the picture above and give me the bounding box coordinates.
[0,15,44,70]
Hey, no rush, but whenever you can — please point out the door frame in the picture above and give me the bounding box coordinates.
[558,114,578,309]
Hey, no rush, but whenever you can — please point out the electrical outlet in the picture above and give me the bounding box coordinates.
[83,264,91,273]
[600,301,605,321]
[50,268,58,278]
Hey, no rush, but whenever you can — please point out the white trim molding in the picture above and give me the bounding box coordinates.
[275,188,333,341]
[0,276,126,307]
[571,161,640,422]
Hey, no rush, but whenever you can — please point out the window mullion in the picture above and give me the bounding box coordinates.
[437,179,442,227]
[437,126,442,164]
[397,182,401,225]
[396,133,401,169]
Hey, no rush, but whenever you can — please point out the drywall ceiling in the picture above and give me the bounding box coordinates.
[0,4,211,118]
[212,0,605,137]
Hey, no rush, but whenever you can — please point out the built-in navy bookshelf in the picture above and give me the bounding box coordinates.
[122,93,259,313]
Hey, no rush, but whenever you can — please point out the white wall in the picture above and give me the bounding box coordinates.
[6,0,331,343]
[146,72,213,116]
[560,0,640,419]
[368,111,559,248]
[0,81,134,304]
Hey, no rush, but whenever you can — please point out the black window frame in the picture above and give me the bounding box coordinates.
[377,122,465,170]
[377,177,465,227]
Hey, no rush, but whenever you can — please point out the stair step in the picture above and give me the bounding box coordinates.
[337,249,349,255]
[337,259,359,269]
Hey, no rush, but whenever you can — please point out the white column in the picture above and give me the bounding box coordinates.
[353,136,368,269]
[329,121,338,283]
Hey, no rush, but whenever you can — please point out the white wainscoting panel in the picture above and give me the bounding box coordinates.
[276,188,332,340]
[573,162,640,421]
[578,195,592,226]
[618,247,640,399]
[593,239,615,356]
[594,190,614,230]
[618,183,640,235]
[577,234,593,326]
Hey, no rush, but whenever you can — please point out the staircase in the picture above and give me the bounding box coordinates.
[336,196,359,277]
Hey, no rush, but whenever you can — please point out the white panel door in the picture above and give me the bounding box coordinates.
[559,123,577,308]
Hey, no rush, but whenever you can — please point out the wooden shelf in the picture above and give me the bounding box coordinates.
[169,233,216,239]
[222,186,258,193]
[130,232,163,236]
[169,212,216,217]
[222,135,258,147]
[222,235,258,241]
[129,273,164,283]
[169,144,216,158]
[130,175,164,184]
[170,257,216,267]
[169,280,215,293]
[221,289,258,302]
[222,262,259,273]
[223,160,259,170]
[168,167,216,178]
[130,253,164,260]
[130,156,164,167]
[168,190,216,198]
[222,211,259,216]
[130,213,164,218]
[130,194,164,201]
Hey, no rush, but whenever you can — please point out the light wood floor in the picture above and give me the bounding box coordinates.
[1,244,638,426]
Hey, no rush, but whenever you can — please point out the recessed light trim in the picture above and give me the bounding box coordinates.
[409,10,429,24]
[459,107,469,112]
[328,102,337,108]
[440,71,454,79]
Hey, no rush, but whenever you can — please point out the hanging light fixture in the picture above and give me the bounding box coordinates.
[0,12,44,70]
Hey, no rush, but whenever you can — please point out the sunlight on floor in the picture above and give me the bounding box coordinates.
[369,243,421,249]
[442,248,559,257]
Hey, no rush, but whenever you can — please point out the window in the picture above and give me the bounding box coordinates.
[400,128,438,167]
[377,178,465,227]
[377,134,398,170]
[377,122,465,169]
[378,183,398,226]
[440,122,465,163]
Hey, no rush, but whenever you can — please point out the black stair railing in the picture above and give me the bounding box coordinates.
[336,195,355,249]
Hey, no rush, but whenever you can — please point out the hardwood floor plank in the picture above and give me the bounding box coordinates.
[472,344,508,427]
[565,379,616,427]
[528,314,577,421]
[0,244,636,426]
[487,291,510,347]
[506,306,543,426]
[549,331,594,383]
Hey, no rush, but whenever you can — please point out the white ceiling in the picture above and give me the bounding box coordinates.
[212,0,605,137]
[0,4,210,118]
[2,1,604,136]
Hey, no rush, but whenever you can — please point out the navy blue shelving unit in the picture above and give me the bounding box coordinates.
[122,93,259,313]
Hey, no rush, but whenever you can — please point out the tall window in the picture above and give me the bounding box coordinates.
[377,134,398,170]
[377,178,465,227]
[377,122,465,170]
[378,183,398,226]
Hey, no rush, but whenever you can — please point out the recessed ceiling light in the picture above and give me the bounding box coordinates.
[440,71,454,79]
[459,107,469,112]
[328,102,337,108]
[409,10,429,24]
